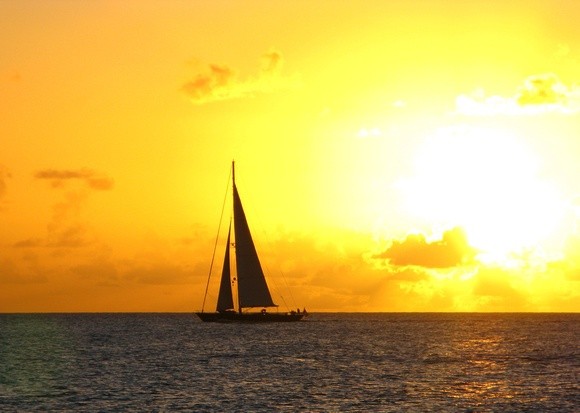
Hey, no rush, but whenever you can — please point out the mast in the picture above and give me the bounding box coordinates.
[232,160,235,187]
[233,160,239,314]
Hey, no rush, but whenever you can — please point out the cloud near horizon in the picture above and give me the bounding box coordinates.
[35,168,114,190]
[182,50,300,104]
[2,223,577,311]
[0,251,49,285]
[0,165,11,200]
[13,170,112,250]
[375,227,476,269]
[456,73,580,116]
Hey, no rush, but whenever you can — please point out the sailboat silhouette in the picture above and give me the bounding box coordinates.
[196,162,306,322]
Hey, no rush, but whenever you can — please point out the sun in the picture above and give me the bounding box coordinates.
[399,125,566,262]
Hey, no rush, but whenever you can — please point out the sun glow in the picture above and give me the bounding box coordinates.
[400,125,566,262]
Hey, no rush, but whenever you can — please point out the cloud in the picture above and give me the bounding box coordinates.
[455,73,580,116]
[14,224,93,249]
[0,166,11,213]
[261,50,283,74]
[13,238,44,248]
[70,255,196,288]
[48,223,92,248]
[71,260,120,286]
[182,50,300,104]
[0,257,47,285]
[0,165,11,204]
[15,181,100,249]
[35,168,114,190]
[182,64,235,103]
[375,227,476,268]
[124,263,194,285]
[386,267,431,282]
[516,73,570,105]
[472,268,522,302]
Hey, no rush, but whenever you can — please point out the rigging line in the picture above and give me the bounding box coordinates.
[253,221,299,311]
[200,166,232,313]
[234,171,297,311]
[275,260,298,310]
[263,234,297,310]
[278,265,298,310]
[264,231,298,309]
[259,253,290,311]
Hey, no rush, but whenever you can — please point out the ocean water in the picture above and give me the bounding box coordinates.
[0,313,577,412]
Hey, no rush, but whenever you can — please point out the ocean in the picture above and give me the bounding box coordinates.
[0,313,577,412]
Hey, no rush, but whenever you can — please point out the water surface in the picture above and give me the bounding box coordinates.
[0,313,577,411]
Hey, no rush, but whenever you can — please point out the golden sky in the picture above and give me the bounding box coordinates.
[1,1,579,312]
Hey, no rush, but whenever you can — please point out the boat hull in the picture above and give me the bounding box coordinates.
[195,311,306,323]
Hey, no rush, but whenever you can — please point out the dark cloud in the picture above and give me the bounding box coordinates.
[456,73,580,116]
[375,227,476,268]
[516,73,568,106]
[0,258,47,284]
[0,166,11,200]
[261,50,283,74]
[387,267,430,282]
[472,268,519,298]
[14,184,97,249]
[182,50,299,104]
[71,260,120,287]
[124,263,194,285]
[181,64,236,103]
[469,267,528,311]
[47,224,92,248]
[13,238,44,248]
[35,168,114,190]
[13,224,92,249]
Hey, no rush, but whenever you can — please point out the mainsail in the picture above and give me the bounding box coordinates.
[216,223,234,312]
[233,181,276,309]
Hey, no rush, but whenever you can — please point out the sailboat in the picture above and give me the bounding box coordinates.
[195,162,307,322]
